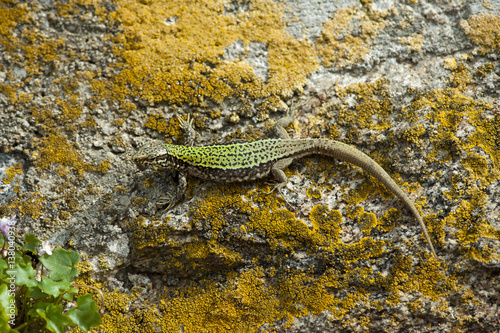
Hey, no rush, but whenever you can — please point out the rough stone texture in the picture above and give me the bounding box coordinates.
[0,0,499,332]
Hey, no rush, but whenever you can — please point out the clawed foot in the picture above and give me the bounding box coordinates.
[156,194,175,212]
[176,114,197,146]
[176,114,194,131]
[263,182,294,208]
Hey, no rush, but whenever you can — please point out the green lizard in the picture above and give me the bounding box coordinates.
[133,107,438,258]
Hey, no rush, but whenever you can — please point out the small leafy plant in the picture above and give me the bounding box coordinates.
[0,219,102,333]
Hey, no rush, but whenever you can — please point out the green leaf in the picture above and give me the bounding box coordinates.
[36,304,71,333]
[39,276,74,297]
[66,294,101,331]
[0,259,7,270]
[0,317,18,333]
[23,234,41,252]
[0,285,17,333]
[0,284,16,317]
[62,292,74,301]
[0,298,18,333]
[16,258,37,288]
[27,286,48,300]
[0,285,10,313]
[39,248,79,282]
[0,259,9,284]
[27,301,51,318]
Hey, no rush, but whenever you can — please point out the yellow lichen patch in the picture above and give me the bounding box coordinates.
[183,179,388,259]
[358,211,377,234]
[344,176,393,224]
[424,213,446,247]
[2,162,23,185]
[248,206,317,251]
[399,34,424,52]
[339,237,385,263]
[189,185,253,237]
[461,153,492,185]
[125,188,458,333]
[448,63,472,90]
[19,31,66,76]
[0,1,58,105]
[144,114,171,135]
[163,239,244,274]
[0,1,29,44]
[129,216,173,249]
[266,37,318,96]
[0,80,20,105]
[143,177,155,187]
[443,57,458,70]
[310,205,342,241]
[5,192,44,219]
[97,160,111,173]
[385,252,451,307]
[306,186,322,199]
[345,181,381,207]
[316,6,387,68]
[105,0,318,107]
[156,267,283,332]
[460,13,500,54]
[31,132,95,177]
[401,123,426,146]
[402,87,499,261]
[467,113,500,171]
[54,95,84,124]
[334,79,393,130]
[114,185,127,194]
[406,88,475,163]
[97,290,145,333]
[443,187,499,262]
[277,269,336,318]
[377,208,400,233]
[474,62,495,79]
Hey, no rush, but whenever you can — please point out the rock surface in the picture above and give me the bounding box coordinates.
[1,0,499,331]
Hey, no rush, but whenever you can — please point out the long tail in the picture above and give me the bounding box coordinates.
[313,139,438,258]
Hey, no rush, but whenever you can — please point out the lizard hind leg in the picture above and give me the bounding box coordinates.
[263,158,295,207]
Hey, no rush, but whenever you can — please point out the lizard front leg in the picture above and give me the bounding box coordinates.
[274,98,311,139]
[274,107,295,139]
[157,170,188,211]
[176,115,197,146]
[155,115,195,211]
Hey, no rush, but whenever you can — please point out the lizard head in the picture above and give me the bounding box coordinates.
[133,141,180,169]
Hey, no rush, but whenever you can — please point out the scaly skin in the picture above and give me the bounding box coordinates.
[133,111,438,258]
